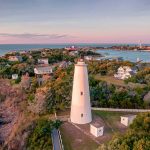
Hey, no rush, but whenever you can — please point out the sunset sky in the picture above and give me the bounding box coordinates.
[0,0,150,44]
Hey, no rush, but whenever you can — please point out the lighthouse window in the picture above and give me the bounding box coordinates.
[81,114,83,117]
[81,92,83,95]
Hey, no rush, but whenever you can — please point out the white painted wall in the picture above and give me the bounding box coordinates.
[90,125,104,137]
[34,66,53,75]
[12,74,18,80]
[121,115,136,126]
[70,61,92,124]
[121,117,129,126]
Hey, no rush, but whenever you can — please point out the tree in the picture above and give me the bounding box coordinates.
[99,113,150,150]
[27,119,54,150]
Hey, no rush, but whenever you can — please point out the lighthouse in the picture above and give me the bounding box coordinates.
[70,59,92,124]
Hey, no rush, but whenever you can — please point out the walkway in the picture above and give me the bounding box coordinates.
[92,107,150,112]
[51,129,61,150]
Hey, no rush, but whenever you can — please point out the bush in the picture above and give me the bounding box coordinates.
[27,119,62,150]
[15,76,21,84]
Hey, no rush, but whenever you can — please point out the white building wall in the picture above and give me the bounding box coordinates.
[12,74,18,80]
[121,115,136,126]
[97,126,104,136]
[90,125,97,136]
[70,61,92,124]
[121,117,129,126]
[34,67,53,75]
[90,125,104,137]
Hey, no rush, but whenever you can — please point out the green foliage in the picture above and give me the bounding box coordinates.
[28,94,35,103]
[79,50,101,57]
[45,67,73,113]
[27,119,62,150]
[130,113,150,133]
[100,113,150,150]
[47,50,76,64]
[90,76,147,109]
[126,67,150,84]
[53,120,63,129]
[88,60,133,75]
[15,76,21,84]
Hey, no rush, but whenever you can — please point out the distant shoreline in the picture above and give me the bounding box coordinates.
[96,49,150,52]
[0,44,150,56]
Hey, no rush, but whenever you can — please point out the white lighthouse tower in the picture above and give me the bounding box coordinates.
[70,59,92,124]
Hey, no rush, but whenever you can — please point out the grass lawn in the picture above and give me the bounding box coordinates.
[93,111,137,133]
[60,122,98,150]
[95,75,126,87]
[95,75,145,88]
[59,111,139,150]
[60,126,74,150]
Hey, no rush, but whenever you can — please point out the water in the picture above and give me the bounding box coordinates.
[0,43,140,55]
[97,49,150,62]
[0,44,150,62]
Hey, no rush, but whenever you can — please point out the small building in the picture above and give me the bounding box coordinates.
[59,61,72,68]
[12,74,18,80]
[38,58,49,65]
[90,122,104,137]
[69,51,78,56]
[19,51,27,54]
[114,66,137,80]
[65,45,77,51]
[34,66,53,75]
[120,115,137,126]
[84,56,93,61]
[8,56,22,62]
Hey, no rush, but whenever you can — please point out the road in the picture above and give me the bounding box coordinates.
[51,129,62,150]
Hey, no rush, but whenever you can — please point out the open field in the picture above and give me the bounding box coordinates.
[60,110,139,150]
[93,111,138,133]
[60,122,98,150]
[94,75,145,88]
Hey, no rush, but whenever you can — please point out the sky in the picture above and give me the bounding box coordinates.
[0,0,150,44]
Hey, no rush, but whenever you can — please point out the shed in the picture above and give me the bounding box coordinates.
[121,114,136,126]
[90,122,104,137]
[12,74,18,80]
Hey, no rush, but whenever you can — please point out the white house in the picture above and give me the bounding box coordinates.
[90,122,104,137]
[12,74,18,80]
[8,56,22,62]
[114,66,137,80]
[84,56,93,61]
[19,51,27,54]
[65,45,77,51]
[69,51,78,56]
[121,114,137,126]
[34,66,53,75]
[59,61,72,68]
[38,58,49,65]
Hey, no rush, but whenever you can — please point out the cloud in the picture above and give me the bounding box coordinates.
[0,33,69,39]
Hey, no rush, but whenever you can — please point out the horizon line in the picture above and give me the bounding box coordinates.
[0,42,149,45]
